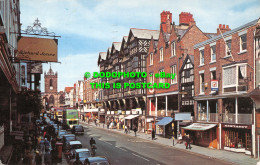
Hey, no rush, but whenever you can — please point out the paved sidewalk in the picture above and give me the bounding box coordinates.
[81,121,259,165]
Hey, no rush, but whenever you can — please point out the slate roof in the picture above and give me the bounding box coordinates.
[131,28,160,40]
[194,19,258,49]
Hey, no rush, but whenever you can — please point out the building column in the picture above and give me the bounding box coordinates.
[235,97,238,124]
[155,96,158,117]
[165,95,168,117]
[149,98,151,116]
[207,100,209,122]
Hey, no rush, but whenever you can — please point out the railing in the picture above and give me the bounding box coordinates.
[222,113,252,124]
[197,113,218,122]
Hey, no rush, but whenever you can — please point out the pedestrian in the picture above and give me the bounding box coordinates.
[134,126,137,137]
[34,150,42,165]
[44,148,51,165]
[186,135,191,149]
[51,147,58,165]
[107,121,109,129]
[44,138,50,152]
[51,137,56,149]
[124,125,128,134]
[152,129,155,140]
[39,138,45,154]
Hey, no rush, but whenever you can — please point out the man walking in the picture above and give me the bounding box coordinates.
[152,129,155,140]
[134,126,137,137]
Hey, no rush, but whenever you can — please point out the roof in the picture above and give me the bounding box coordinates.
[69,141,82,145]
[183,123,217,131]
[204,33,217,38]
[176,28,188,39]
[194,19,258,49]
[155,117,173,126]
[99,52,107,60]
[131,28,160,40]
[85,157,108,163]
[75,148,90,152]
[113,42,121,51]
[65,87,73,94]
[123,36,128,41]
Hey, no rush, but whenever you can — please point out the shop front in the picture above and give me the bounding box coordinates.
[155,117,173,138]
[222,124,252,155]
[183,123,218,149]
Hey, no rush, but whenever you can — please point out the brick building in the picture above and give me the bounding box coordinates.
[191,18,260,155]
[146,11,212,134]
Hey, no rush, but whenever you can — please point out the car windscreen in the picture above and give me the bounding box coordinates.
[59,131,66,135]
[90,162,109,165]
[78,151,90,158]
[71,144,82,149]
[66,136,76,141]
[75,127,83,131]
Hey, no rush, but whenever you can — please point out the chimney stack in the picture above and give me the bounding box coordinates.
[179,12,196,26]
[160,11,172,33]
[217,24,231,35]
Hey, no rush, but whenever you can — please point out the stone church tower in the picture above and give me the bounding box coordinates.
[44,66,58,93]
[43,66,65,109]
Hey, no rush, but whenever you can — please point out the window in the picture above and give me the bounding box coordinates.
[50,79,53,87]
[200,73,205,94]
[171,65,177,84]
[159,69,164,83]
[160,48,163,61]
[211,45,216,62]
[223,66,236,87]
[171,42,176,56]
[226,40,231,56]
[240,34,247,51]
[211,71,216,80]
[150,53,153,65]
[200,50,204,65]
[149,73,154,84]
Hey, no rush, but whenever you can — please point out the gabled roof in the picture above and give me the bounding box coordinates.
[180,55,194,72]
[130,28,160,40]
[65,87,73,94]
[98,52,107,65]
[112,42,121,51]
[204,33,217,38]
[194,19,258,49]
[106,47,112,60]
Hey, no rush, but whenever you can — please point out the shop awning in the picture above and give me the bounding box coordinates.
[124,115,139,120]
[84,109,98,113]
[182,123,217,131]
[155,117,173,126]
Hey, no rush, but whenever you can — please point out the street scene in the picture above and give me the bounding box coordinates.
[0,0,260,165]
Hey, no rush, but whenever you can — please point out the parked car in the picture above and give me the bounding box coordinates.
[71,125,84,135]
[64,141,82,158]
[84,157,110,165]
[69,148,91,165]
[62,134,76,150]
[57,130,67,141]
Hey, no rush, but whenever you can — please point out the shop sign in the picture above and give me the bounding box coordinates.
[111,111,114,115]
[175,112,191,121]
[18,37,58,62]
[118,110,122,114]
[126,111,130,115]
[223,124,251,129]
[132,109,142,115]
[107,111,110,115]
[115,111,118,115]
[211,80,218,91]
[122,111,125,115]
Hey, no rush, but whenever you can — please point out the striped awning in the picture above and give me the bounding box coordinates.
[182,123,217,131]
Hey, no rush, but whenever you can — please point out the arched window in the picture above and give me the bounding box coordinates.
[59,95,65,104]
[49,95,54,104]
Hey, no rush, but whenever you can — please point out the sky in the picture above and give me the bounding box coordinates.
[20,0,260,92]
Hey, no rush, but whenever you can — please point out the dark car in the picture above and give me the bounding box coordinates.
[69,148,91,165]
[62,134,76,150]
[64,141,82,159]
[71,125,84,135]
[84,157,110,165]
[57,130,67,141]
